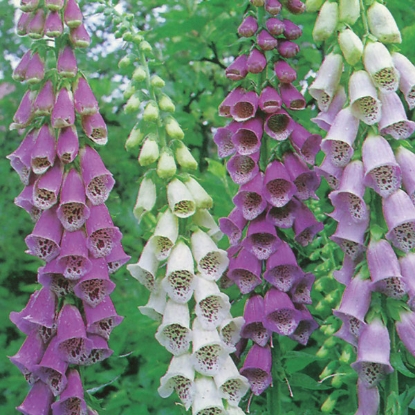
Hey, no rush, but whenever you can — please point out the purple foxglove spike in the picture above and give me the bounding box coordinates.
[247,48,267,74]
[400,253,415,310]
[383,189,415,252]
[106,241,130,274]
[333,273,371,347]
[259,85,282,113]
[127,241,158,290]
[25,207,63,262]
[367,239,407,299]
[74,258,115,307]
[257,29,278,51]
[351,318,393,387]
[311,86,347,131]
[57,45,78,78]
[329,160,368,223]
[333,255,355,286]
[16,12,31,37]
[264,241,303,292]
[69,23,91,48]
[9,331,46,384]
[84,296,123,339]
[15,182,42,222]
[230,91,259,122]
[7,128,37,185]
[240,344,272,395]
[51,369,88,414]
[288,304,318,345]
[74,77,99,115]
[309,53,343,112]
[379,91,415,139]
[238,16,258,37]
[13,50,32,81]
[219,207,247,246]
[57,168,90,231]
[355,378,380,415]
[330,215,368,260]
[158,354,195,410]
[362,134,401,198]
[265,0,282,15]
[349,70,382,125]
[12,90,34,129]
[81,112,108,145]
[57,229,92,280]
[25,52,45,84]
[16,380,54,415]
[234,337,248,360]
[44,10,63,37]
[290,273,315,304]
[38,259,75,297]
[233,172,267,220]
[27,9,45,39]
[57,126,79,164]
[242,214,281,260]
[155,300,192,356]
[33,80,55,115]
[266,17,285,36]
[218,87,245,117]
[363,41,399,93]
[64,0,83,28]
[285,0,306,14]
[226,55,248,81]
[227,248,262,294]
[31,124,56,175]
[263,288,301,335]
[20,0,39,12]
[284,152,320,200]
[194,276,231,330]
[321,106,359,168]
[264,109,294,141]
[79,146,115,205]
[263,160,296,207]
[231,117,263,155]
[392,52,415,110]
[396,311,415,357]
[274,60,297,84]
[277,40,299,58]
[33,336,68,396]
[45,0,64,10]
[213,124,237,158]
[315,156,344,190]
[293,201,323,246]
[51,87,75,128]
[33,161,63,210]
[83,334,113,365]
[219,316,244,349]
[289,123,322,165]
[56,304,92,364]
[282,19,302,40]
[227,151,260,185]
[192,377,225,415]
[240,294,270,346]
[280,82,306,110]
[266,199,297,228]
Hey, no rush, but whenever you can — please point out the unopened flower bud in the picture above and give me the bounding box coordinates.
[285,0,306,14]
[367,2,401,44]
[165,116,184,140]
[313,1,338,42]
[27,9,45,39]
[118,55,132,69]
[124,94,141,113]
[140,41,152,52]
[175,142,198,170]
[238,16,258,37]
[123,82,136,100]
[143,101,159,122]
[125,127,144,150]
[159,94,175,112]
[157,148,177,179]
[133,176,157,221]
[132,66,147,82]
[69,23,91,48]
[321,393,338,413]
[132,34,143,44]
[250,0,265,6]
[338,28,363,66]
[305,0,324,12]
[339,0,360,25]
[265,0,282,15]
[139,136,159,166]
[150,75,165,88]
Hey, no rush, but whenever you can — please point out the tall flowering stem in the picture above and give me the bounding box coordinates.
[309,0,415,412]
[8,1,128,413]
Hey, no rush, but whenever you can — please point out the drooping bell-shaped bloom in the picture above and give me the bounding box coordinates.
[81,112,107,144]
[33,80,55,115]
[38,260,75,298]
[11,90,34,129]
[355,378,380,415]
[15,183,41,222]
[155,300,192,356]
[289,123,322,165]
[278,40,300,58]
[367,239,407,299]
[45,0,64,11]
[399,253,415,310]
[227,151,260,185]
[13,50,32,81]
[383,189,415,252]
[240,344,272,395]
[395,311,415,357]
[232,117,263,155]
[16,380,54,415]
[392,52,415,110]
[219,315,244,350]
[338,28,364,67]
[263,160,296,207]
[312,1,338,42]
[213,124,237,158]
[86,203,122,258]
[80,145,115,205]
[133,175,157,222]
[329,160,368,223]
[57,168,90,231]
[280,82,306,110]
[351,318,394,388]
[396,146,415,204]
[258,85,282,113]
[138,279,166,321]
[158,354,195,410]
[183,177,213,210]
[44,10,64,37]
[238,15,258,37]
[167,178,196,218]
[333,274,372,346]
[69,23,91,48]
[288,305,318,345]
[293,201,323,247]
[274,60,297,84]
[57,45,78,78]
[309,53,343,112]
[333,255,356,286]
[285,0,306,14]
[230,91,259,122]
[349,70,381,125]
[33,161,63,210]
[64,0,83,28]
[219,208,247,246]
[16,11,31,36]
[321,106,359,168]
[192,377,226,415]
[315,156,344,190]
[73,76,99,115]
[257,29,278,51]
[31,124,56,175]
[264,109,294,141]
[265,0,282,14]
[83,334,113,365]
[193,209,223,242]
[218,88,245,117]
[27,9,45,39]
[226,55,248,81]
[149,208,178,260]
[290,273,315,305]
[127,241,158,290]
[57,126,79,164]
[240,294,270,347]
[247,48,267,74]
[228,248,262,294]
[367,1,401,44]
[51,87,75,128]
[105,240,130,273]
[25,52,45,84]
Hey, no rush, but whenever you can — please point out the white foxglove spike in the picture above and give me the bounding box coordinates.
[192,377,226,415]
[191,229,229,281]
[133,176,156,222]
[162,240,195,303]
[149,209,179,260]
[167,178,196,218]
[219,316,245,349]
[194,276,231,330]
[183,176,213,209]
[193,209,223,242]
[138,279,166,321]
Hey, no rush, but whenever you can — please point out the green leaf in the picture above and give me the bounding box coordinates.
[391,352,415,378]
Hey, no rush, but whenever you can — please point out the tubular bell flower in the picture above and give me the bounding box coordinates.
[288,304,318,345]
[183,177,213,210]
[392,52,415,109]
[57,126,79,164]
[167,178,196,218]
[51,87,75,128]
[264,109,294,141]
[127,241,158,290]
[228,248,262,294]
[290,273,315,305]
[238,15,258,37]
[355,378,380,415]
[266,198,297,228]
[263,160,296,207]
[293,201,323,247]
[256,29,278,51]
[289,123,322,165]
[367,1,401,44]
[230,91,259,122]
[57,45,78,78]
[259,85,282,113]
[12,90,34,129]
[218,88,245,117]
[247,48,267,74]
[219,207,247,246]
[81,112,107,145]
[73,77,99,115]
[149,209,178,260]
[312,1,338,42]
[192,377,226,415]
[44,10,64,38]
[280,83,306,110]
[226,55,249,81]
[33,80,55,115]
[266,18,284,36]
[274,60,296,83]
[227,151,260,185]
[337,28,363,67]
[16,380,54,415]
[232,117,263,155]
[396,146,415,203]
[33,161,64,210]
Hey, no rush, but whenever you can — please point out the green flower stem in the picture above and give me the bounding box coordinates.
[267,336,283,415]
[359,0,370,38]
[385,319,399,412]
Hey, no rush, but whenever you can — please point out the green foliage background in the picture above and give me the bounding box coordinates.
[1,0,415,414]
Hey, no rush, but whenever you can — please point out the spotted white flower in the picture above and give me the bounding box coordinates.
[149,208,178,260]
[133,176,156,222]
[167,178,196,218]
[192,377,226,415]
[138,279,166,321]
[184,176,213,209]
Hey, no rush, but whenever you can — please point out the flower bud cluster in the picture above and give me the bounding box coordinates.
[8,1,128,413]
[112,11,248,415]
[217,0,322,400]
[309,1,415,412]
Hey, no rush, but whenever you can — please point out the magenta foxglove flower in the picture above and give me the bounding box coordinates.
[69,23,91,48]
[266,17,284,36]
[289,123,322,165]
[333,251,356,286]
[51,87,75,128]
[226,55,248,81]
[392,52,415,109]
[33,80,55,115]
[288,304,318,345]
[106,241,131,273]
[292,200,322,246]
[219,208,247,246]
[74,77,99,115]
[282,19,302,40]
[31,123,56,175]
[228,248,262,294]
[57,45,78,78]
[315,156,344,190]
[15,183,41,221]
[27,9,45,39]
[81,112,108,145]
[280,82,306,110]
[355,378,380,415]
[274,60,297,84]
[257,29,278,51]
[396,146,415,204]
[38,260,76,297]
[351,318,394,388]
[63,0,83,28]
[44,10,64,37]
[258,86,282,113]
[263,160,296,207]
[238,15,258,37]
[232,117,263,155]
[264,110,294,141]
[277,40,299,58]
[20,0,40,12]
[13,50,32,81]
[240,294,270,346]
[396,310,415,356]
[33,161,64,210]
[218,87,245,117]
[25,52,45,84]
[45,0,64,11]
[247,48,267,74]
[265,0,282,15]
[227,151,260,185]
[399,253,415,310]
[230,91,259,122]
[12,90,34,129]
[16,12,31,37]
[290,272,315,304]
[83,334,113,366]
[214,125,236,158]
[16,380,54,415]
[285,0,306,14]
